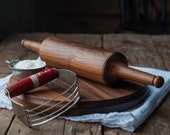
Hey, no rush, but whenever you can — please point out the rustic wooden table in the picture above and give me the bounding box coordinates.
[0,33,170,135]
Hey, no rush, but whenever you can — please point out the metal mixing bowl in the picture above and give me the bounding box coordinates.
[6,59,46,79]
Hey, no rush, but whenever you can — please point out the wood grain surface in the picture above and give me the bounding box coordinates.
[0,33,170,135]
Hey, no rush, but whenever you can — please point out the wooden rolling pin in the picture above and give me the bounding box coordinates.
[21,36,164,88]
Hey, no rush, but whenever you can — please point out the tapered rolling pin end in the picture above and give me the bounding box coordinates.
[153,76,164,88]
[21,39,26,46]
[21,39,41,53]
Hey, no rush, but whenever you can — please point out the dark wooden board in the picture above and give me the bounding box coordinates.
[9,75,148,116]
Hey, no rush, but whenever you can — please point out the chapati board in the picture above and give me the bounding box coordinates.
[8,75,148,116]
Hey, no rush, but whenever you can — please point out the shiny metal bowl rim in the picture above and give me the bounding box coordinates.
[6,59,46,71]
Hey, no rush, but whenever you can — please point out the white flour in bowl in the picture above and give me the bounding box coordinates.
[13,60,46,69]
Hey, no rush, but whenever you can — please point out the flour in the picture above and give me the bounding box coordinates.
[13,60,46,69]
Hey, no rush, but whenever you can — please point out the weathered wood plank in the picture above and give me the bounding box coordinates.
[57,34,102,48]
[63,121,102,135]
[104,128,132,135]
[2,33,54,42]
[103,34,166,69]
[152,35,170,70]
[75,123,101,135]
[0,109,14,135]
[7,117,66,135]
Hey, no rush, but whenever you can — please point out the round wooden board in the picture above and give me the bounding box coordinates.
[8,75,149,116]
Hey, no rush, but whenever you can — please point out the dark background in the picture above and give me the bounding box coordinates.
[0,0,170,40]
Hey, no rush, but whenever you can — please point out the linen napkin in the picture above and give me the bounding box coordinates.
[0,74,13,110]
[0,66,170,132]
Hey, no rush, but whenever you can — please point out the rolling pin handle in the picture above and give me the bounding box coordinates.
[6,68,59,98]
[112,64,164,88]
[21,39,41,53]
[153,76,164,88]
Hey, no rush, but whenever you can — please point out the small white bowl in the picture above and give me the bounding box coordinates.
[6,59,46,79]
